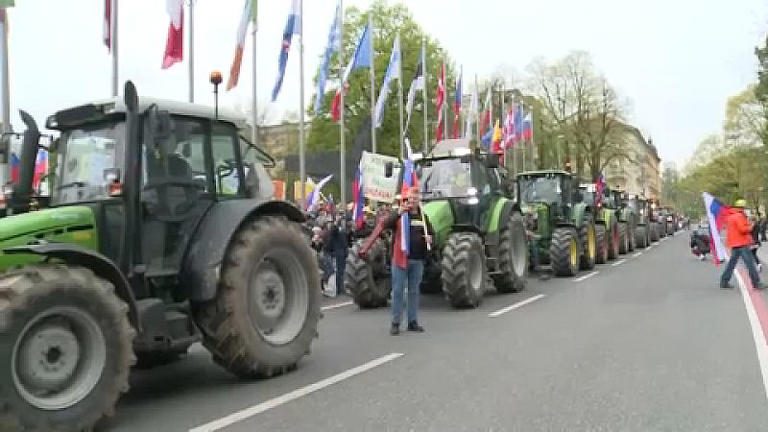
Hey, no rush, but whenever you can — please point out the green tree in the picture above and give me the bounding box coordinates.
[755,35,768,144]
[307,1,454,158]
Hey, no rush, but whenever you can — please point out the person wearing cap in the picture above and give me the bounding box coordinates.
[720,199,766,289]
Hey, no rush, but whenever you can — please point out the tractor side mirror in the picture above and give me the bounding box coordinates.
[485,155,499,169]
[385,162,393,178]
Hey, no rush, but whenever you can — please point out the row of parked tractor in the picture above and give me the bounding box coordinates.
[343,138,680,310]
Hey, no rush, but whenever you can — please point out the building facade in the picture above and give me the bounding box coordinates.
[604,125,661,199]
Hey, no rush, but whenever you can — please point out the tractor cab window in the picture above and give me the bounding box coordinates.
[472,161,493,196]
[212,122,243,198]
[419,158,472,199]
[240,137,275,199]
[52,122,124,205]
[519,177,561,204]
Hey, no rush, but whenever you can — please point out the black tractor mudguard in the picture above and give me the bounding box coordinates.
[3,243,139,328]
[181,199,305,302]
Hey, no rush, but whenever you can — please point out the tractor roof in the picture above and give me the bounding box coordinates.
[47,96,246,130]
[516,170,572,179]
[428,138,474,158]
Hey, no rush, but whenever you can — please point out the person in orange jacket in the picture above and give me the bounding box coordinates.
[720,199,767,289]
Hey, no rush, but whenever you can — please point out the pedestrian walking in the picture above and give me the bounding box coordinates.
[761,216,767,242]
[381,187,432,335]
[751,214,763,272]
[720,199,767,289]
[326,210,350,297]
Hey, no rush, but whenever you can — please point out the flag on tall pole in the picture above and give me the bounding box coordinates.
[452,68,462,139]
[226,0,256,91]
[271,0,301,102]
[404,54,424,130]
[421,39,429,154]
[503,106,515,149]
[434,63,446,143]
[103,0,111,50]
[330,23,372,122]
[368,14,377,153]
[162,0,184,69]
[0,0,11,144]
[514,103,524,143]
[480,86,492,137]
[465,82,478,140]
[314,1,341,114]
[298,0,307,203]
[374,35,401,129]
[522,111,533,141]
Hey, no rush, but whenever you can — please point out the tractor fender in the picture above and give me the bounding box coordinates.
[182,199,305,303]
[3,243,139,329]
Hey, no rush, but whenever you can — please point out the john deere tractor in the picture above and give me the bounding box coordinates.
[518,170,597,277]
[579,183,620,263]
[0,82,321,431]
[346,139,528,309]
[625,195,651,248]
[613,189,637,254]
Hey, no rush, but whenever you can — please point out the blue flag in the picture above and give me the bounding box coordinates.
[314,2,341,114]
[272,0,302,102]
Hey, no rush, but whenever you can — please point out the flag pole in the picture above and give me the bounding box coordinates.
[1,8,9,135]
[188,0,194,102]
[443,60,448,142]
[521,102,525,172]
[531,111,536,169]
[368,14,376,154]
[251,0,258,146]
[475,74,480,146]
[338,1,347,206]
[111,0,118,97]
[397,33,404,160]
[298,0,306,203]
[421,38,428,154]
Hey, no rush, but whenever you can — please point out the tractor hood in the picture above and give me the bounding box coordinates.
[0,206,98,246]
[422,200,454,247]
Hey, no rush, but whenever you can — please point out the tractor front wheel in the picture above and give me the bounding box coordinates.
[579,222,597,270]
[493,212,528,293]
[618,222,629,255]
[441,233,487,308]
[345,239,391,308]
[650,222,660,242]
[0,265,134,432]
[608,219,620,260]
[595,223,609,264]
[550,227,580,277]
[634,225,648,249]
[193,216,321,379]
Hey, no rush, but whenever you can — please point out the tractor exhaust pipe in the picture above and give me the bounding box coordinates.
[9,109,40,213]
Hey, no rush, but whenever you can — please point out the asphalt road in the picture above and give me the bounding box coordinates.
[99,230,768,432]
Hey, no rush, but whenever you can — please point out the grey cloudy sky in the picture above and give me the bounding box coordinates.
[4,0,767,167]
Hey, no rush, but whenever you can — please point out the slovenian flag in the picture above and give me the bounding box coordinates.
[305,174,333,212]
[703,192,730,264]
[272,0,301,102]
[352,165,365,230]
[522,112,533,141]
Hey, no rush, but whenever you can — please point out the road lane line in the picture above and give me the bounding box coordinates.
[611,259,626,267]
[488,294,546,318]
[574,271,598,282]
[321,301,354,311]
[189,353,404,432]
[734,268,768,400]
[632,252,643,258]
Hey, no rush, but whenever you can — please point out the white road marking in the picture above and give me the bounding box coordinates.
[611,259,626,267]
[632,252,643,258]
[660,237,669,242]
[488,294,546,318]
[189,353,404,432]
[321,301,354,311]
[733,270,768,400]
[574,271,599,282]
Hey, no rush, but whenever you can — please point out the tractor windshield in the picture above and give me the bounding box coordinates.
[519,177,561,204]
[52,121,124,205]
[418,157,473,199]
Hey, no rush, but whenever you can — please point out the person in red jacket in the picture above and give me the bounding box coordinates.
[720,199,766,289]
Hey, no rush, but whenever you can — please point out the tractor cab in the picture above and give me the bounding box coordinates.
[517,170,576,222]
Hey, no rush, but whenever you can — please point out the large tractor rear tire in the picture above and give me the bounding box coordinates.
[193,216,321,379]
[579,222,597,270]
[345,239,390,308]
[595,223,609,264]
[634,225,648,249]
[607,218,620,260]
[493,212,528,293]
[441,233,487,308]
[618,222,629,255]
[0,265,134,432]
[550,227,580,277]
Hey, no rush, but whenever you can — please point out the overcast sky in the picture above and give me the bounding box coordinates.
[3,0,767,167]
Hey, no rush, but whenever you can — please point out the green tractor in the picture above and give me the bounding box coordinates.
[346,139,528,309]
[625,194,652,248]
[0,82,321,431]
[517,170,597,277]
[578,182,620,263]
[613,189,637,254]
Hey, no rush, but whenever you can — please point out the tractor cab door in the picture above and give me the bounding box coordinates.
[559,176,573,222]
[140,117,245,277]
[472,160,496,229]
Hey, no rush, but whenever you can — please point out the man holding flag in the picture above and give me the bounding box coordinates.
[717,198,766,290]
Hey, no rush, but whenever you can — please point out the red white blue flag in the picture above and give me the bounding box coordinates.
[703,192,730,263]
[352,165,365,230]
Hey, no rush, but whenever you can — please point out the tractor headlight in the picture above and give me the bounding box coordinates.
[466,196,479,205]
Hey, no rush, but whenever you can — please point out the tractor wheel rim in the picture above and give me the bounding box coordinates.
[469,250,483,294]
[249,248,309,345]
[12,306,106,411]
[588,226,596,259]
[570,238,578,268]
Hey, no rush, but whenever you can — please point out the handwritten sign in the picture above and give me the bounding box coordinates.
[359,151,401,203]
